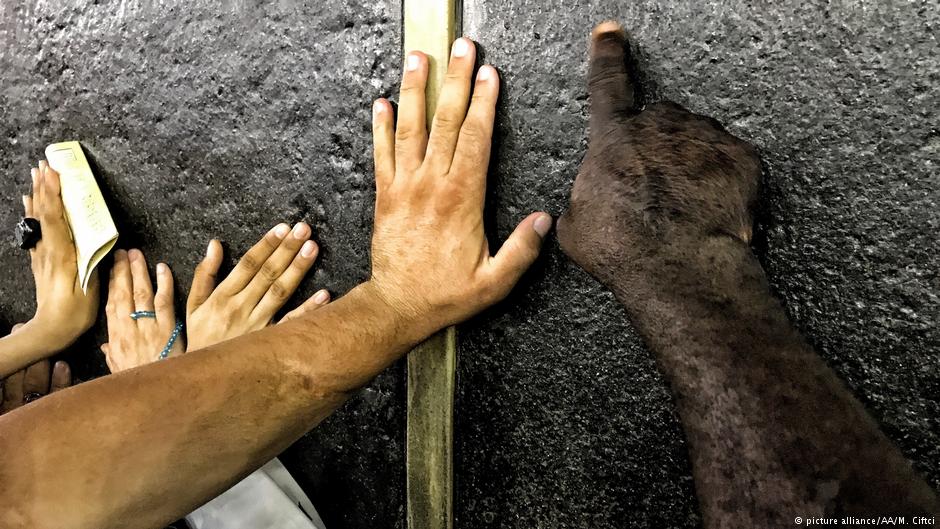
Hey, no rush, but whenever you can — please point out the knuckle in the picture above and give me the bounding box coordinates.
[133,286,151,303]
[258,262,280,283]
[239,254,261,273]
[399,83,422,97]
[395,125,422,144]
[268,281,290,301]
[458,121,487,144]
[433,111,462,131]
[444,71,466,84]
[154,292,172,309]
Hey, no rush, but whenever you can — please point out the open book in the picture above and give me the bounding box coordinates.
[45,141,119,293]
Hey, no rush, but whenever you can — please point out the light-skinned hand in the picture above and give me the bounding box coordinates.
[185,224,329,351]
[102,230,329,371]
[102,249,185,372]
[25,161,100,349]
[366,38,552,335]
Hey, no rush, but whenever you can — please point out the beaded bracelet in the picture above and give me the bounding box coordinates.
[160,320,184,360]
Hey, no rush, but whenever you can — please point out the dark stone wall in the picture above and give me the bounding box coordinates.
[1,1,937,529]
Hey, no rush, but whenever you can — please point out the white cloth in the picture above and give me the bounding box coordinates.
[185,458,326,529]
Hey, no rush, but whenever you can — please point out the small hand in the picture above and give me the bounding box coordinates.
[367,38,552,334]
[185,224,329,351]
[1,324,72,415]
[102,249,184,372]
[26,161,100,349]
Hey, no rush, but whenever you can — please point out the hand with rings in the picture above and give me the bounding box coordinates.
[101,223,330,372]
[102,249,185,372]
[0,162,101,378]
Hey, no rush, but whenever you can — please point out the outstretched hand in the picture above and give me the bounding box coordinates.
[185,225,329,352]
[26,161,99,349]
[102,249,185,372]
[103,227,330,371]
[367,38,552,335]
[557,22,762,311]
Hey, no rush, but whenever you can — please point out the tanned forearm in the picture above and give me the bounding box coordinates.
[616,237,940,525]
[0,283,422,529]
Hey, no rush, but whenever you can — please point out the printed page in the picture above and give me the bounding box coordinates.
[45,141,118,292]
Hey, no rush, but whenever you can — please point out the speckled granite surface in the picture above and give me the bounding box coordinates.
[0,1,937,528]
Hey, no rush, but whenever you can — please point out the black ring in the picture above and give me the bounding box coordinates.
[14,217,41,250]
[23,391,43,404]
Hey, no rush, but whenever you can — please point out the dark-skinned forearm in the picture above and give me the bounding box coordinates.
[614,236,939,525]
[0,282,422,529]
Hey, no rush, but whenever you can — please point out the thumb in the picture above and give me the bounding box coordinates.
[488,212,551,295]
[187,239,223,317]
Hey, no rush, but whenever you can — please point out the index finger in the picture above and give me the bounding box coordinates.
[216,224,290,295]
[23,359,51,396]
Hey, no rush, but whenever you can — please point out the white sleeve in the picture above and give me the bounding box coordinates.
[185,458,326,529]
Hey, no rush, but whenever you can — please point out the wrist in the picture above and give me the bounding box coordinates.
[27,311,85,352]
[614,235,776,326]
[354,281,438,346]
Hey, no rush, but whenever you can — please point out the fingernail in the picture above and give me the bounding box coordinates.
[593,20,625,40]
[533,213,553,238]
[39,160,47,171]
[300,240,317,258]
[406,53,420,71]
[313,289,330,304]
[292,222,310,239]
[206,240,214,257]
[157,263,167,274]
[478,65,494,82]
[273,223,290,239]
[452,38,470,57]
[128,249,140,261]
[373,99,385,118]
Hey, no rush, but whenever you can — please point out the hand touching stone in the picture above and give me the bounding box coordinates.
[185,226,329,352]
[368,38,552,337]
[103,229,330,370]
[558,21,940,525]
[557,22,762,313]
[102,249,185,372]
[27,162,99,350]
